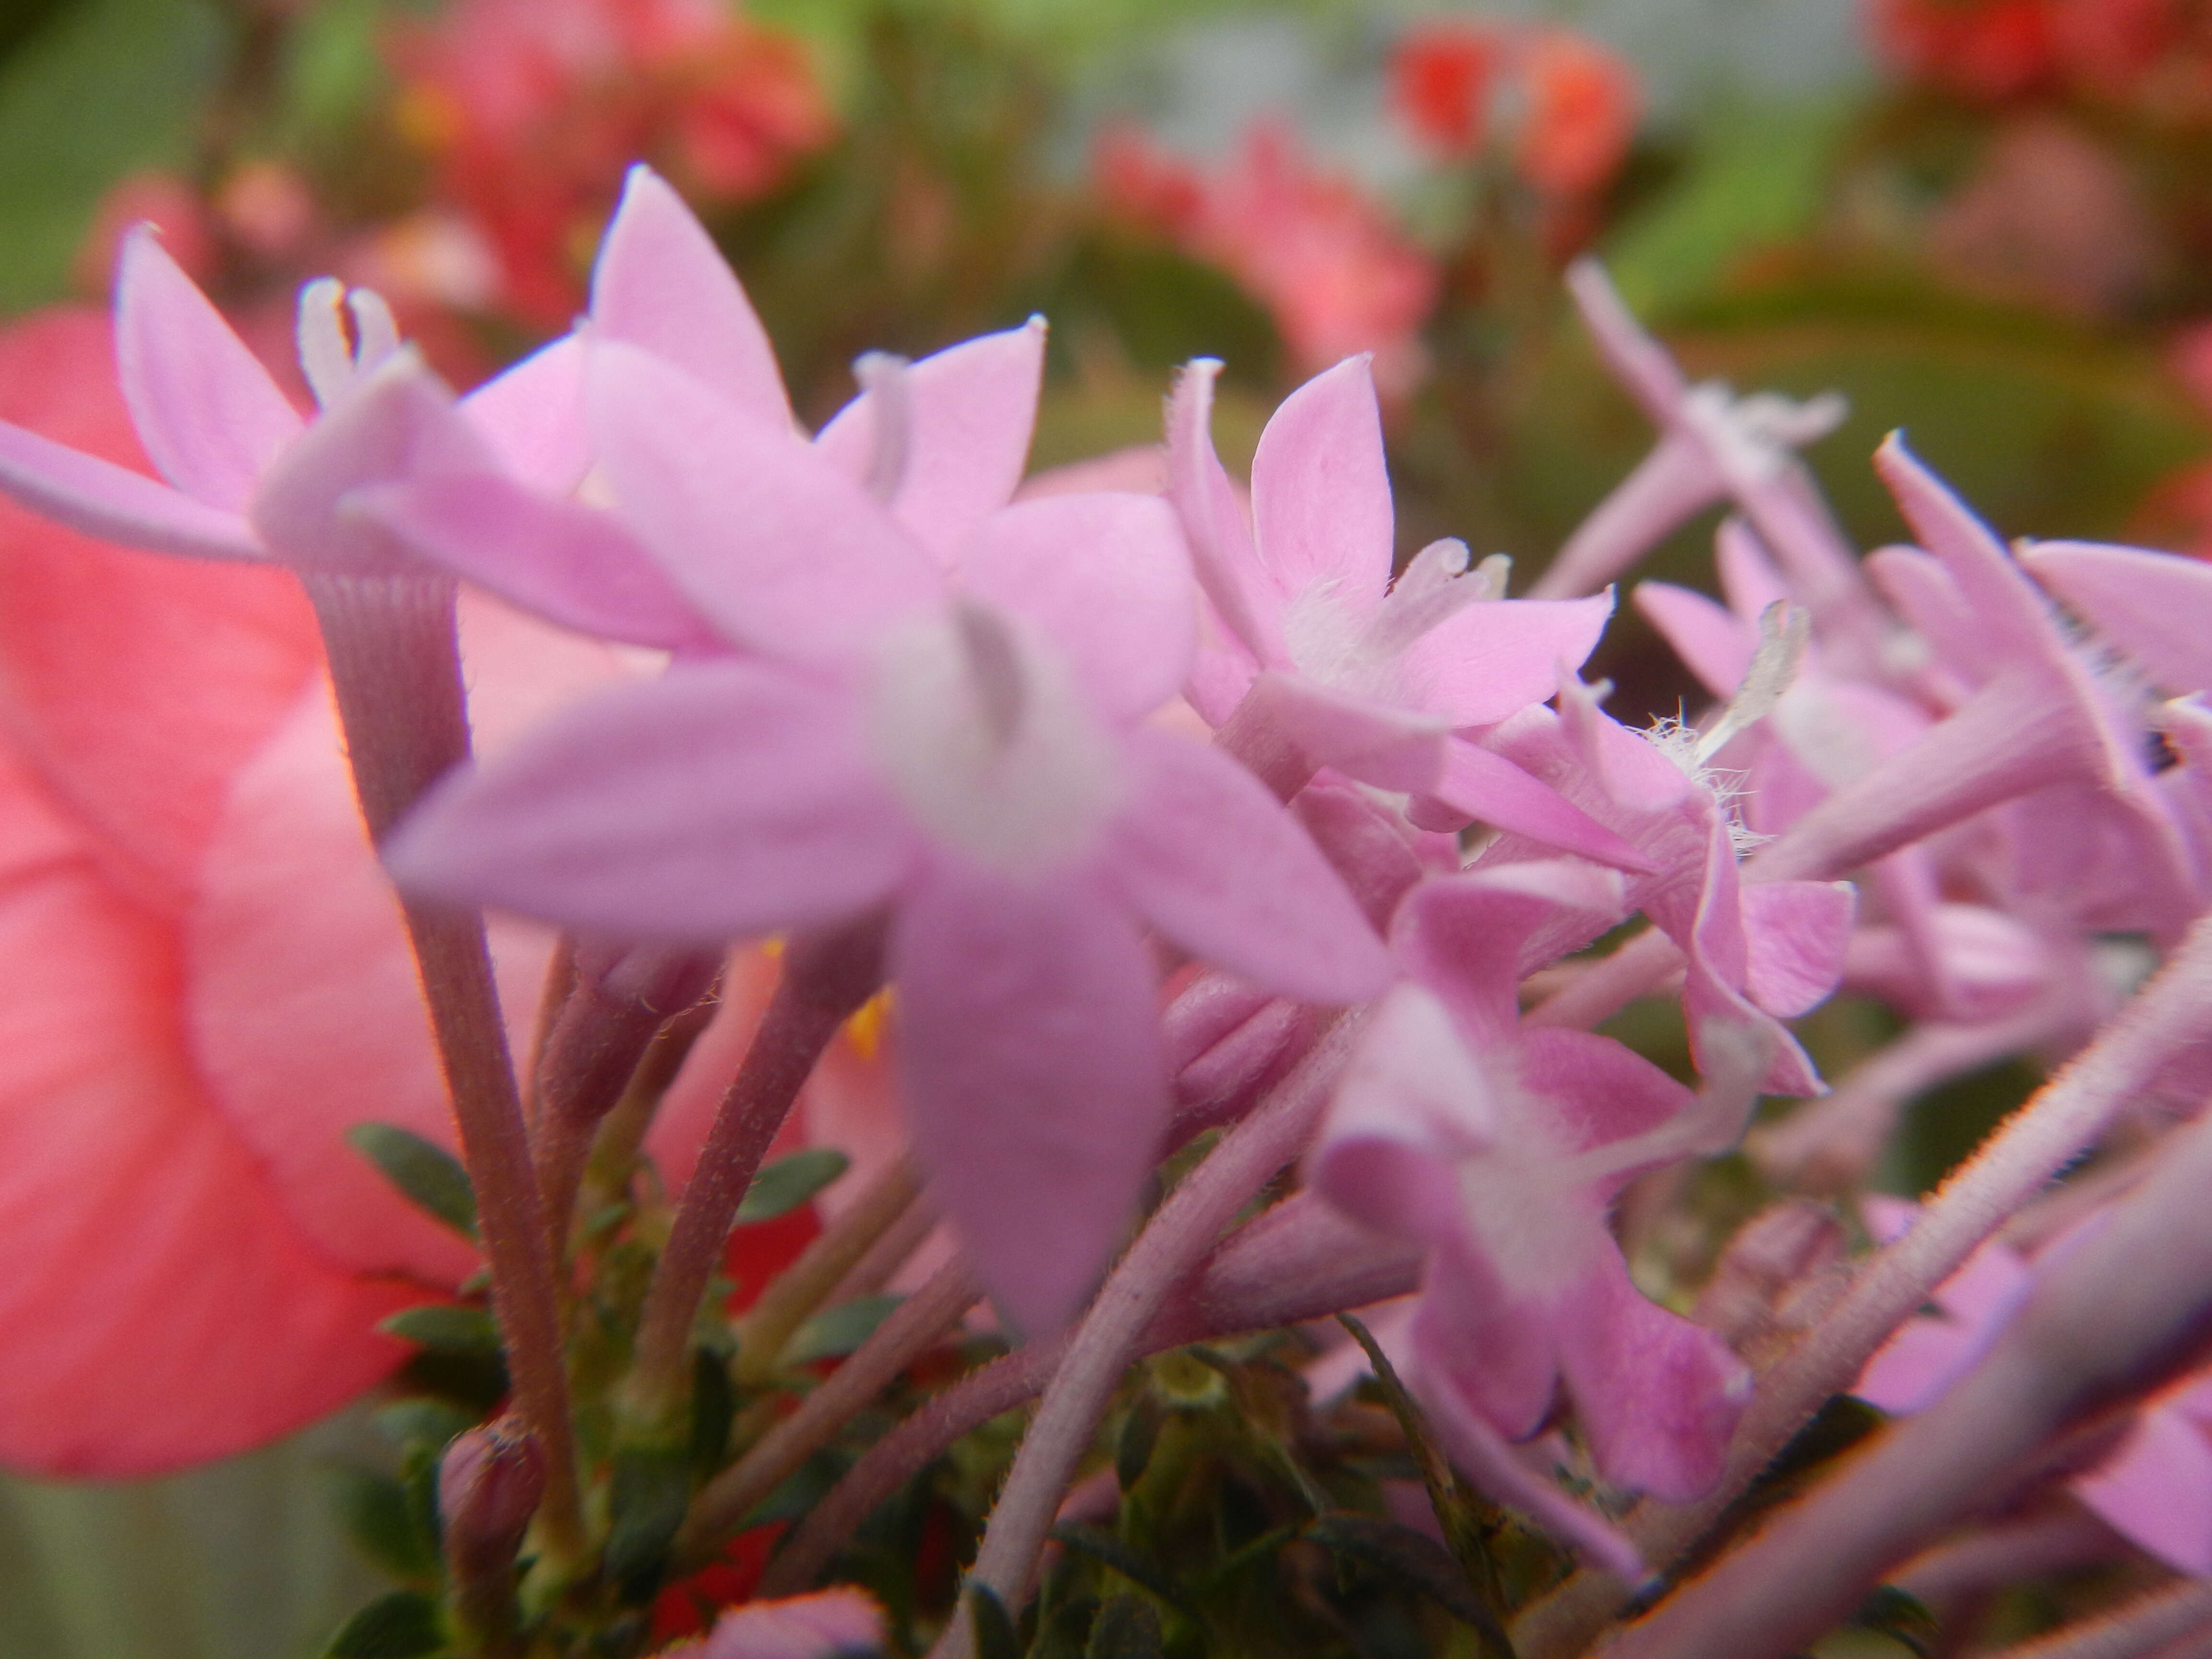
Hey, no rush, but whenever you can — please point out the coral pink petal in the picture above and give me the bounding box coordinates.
[188,683,489,1285]
[1250,355,1394,603]
[699,1588,887,1659]
[2073,1406,2212,1576]
[1431,740,1655,873]
[0,753,406,1476]
[1406,593,1614,727]
[254,352,505,575]
[114,227,302,511]
[1107,728,1393,1004]
[1167,360,1290,666]
[0,419,263,561]
[2025,539,2212,697]
[1554,1254,1748,1501]
[0,309,319,913]
[386,660,915,943]
[1634,582,1752,700]
[892,860,1166,1335]
[357,473,715,649]
[589,165,793,428]
[589,342,940,666]
[954,492,1195,720]
[815,319,1046,556]
[461,333,591,494]
[1741,880,1857,1018]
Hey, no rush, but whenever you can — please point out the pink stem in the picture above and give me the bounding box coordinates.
[1516,912,2212,1659]
[623,922,883,1432]
[936,1015,1366,1657]
[304,571,582,1563]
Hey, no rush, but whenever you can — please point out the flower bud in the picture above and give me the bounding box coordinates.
[439,1419,544,1588]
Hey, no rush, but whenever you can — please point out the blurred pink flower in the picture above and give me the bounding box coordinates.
[1095,121,1438,397]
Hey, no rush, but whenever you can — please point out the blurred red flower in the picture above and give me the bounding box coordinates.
[1094,120,1438,396]
[386,0,832,328]
[1865,0,2060,101]
[1393,22,1504,156]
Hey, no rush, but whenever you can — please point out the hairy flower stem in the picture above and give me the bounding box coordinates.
[676,1256,982,1565]
[732,1156,922,1387]
[1603,1010,2212,1659]
[532,944,718,1270]
[622,921,884,1435]
[303,570,583,1566]
[1516,914,2212,1659]
[935,1012,1365,1659]
[582,991,721,1220]
[761,1190,1422,1599]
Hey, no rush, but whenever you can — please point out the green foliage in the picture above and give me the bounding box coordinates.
[0,0,233,313]
[321,1590,447,1659]
[735,1147,851,1223]
[347,1125,480,1240]
[325,1464,440,1586]
[604,1448,693,1602]
[379,1305,502,1356]
[787,1293,903,1365]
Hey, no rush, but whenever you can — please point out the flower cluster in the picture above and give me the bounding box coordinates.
[9,156,2212,1658]
[1870,0,2212,118]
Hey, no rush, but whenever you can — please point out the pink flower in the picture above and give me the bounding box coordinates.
[1166,350,1647,873]
[387,336,1394,1334]
[1310,862,1763,1573]
[694,1587,885,1659]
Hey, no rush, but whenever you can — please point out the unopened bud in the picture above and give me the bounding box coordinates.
[440,1419,544,1583]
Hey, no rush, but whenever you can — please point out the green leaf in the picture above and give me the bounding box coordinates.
[604,1449,692,1602]
[968,1584,1023,1659]
[322,1590,447,1659]
[347,1125,478,1239]
[1113,1397,1160,1493]
[1846,1587,1938,1658]
[1083,1595,1163,1659]
[379,1305,502,1356]
[1048,1525,1188,1613]
[0,0,234,315]
[784,1293,901,1365]
[1305,1514,1512,1654]
[735,1148,850,1223]
[325,1465,439,1585]
[690,1348,737,1475]
[374,1400,476,1457]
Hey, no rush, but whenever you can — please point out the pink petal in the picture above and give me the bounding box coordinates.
[2025,539,2212,697]
[1310,983,1500,1241]
[0,309,320,914]
[1166,360,1290,666]
[1395,864,1627,1046]
[1429,740,1656,873]
[1106,728,1393,1005]
[1634,582,1751,701]
[588,341,941,666]
[1518,1027,1696,1158]
[588,165,792,428]
[815,319,1046,556]
[1247,672,1450,792]
[0,749,407,1475]
[2073,1406,2212,1576]
[386,661,916,942]
[1532,431,1722,601]
[1867,544,1993,687]
[113,227,302,511]
[1293,777,1452,931]
[1250,355,1394,603]
[460,333,590,494]
[0,419,263,561]
[1874,436,2053,665]
[1404,593,1614,727]
[253,351,500,575]
[700,1589,887,1659]
[355,473,716,649]
[1566,258,1688,423]
[1715,517,1791,621]
[1741,880,1856,1017]
[954,492,1195,721]
[892,861,1166,1334]
[1554,1253,1749,1501]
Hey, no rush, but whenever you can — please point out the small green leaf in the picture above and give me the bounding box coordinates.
[735,1148,850,1224]
[784,1293,901,1365]
[690,1348,736,1475]
[380,1305,502,1355]
[604,1448,692,1602]
[969,1584,1023,1659]
[326,1464,439,1583]
[1048,1525,1187,1612]
[374,1400,476,1456]
[348,1125,478,1238]
[322,1589,447,1659]
[1084,1595,1163,1659]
